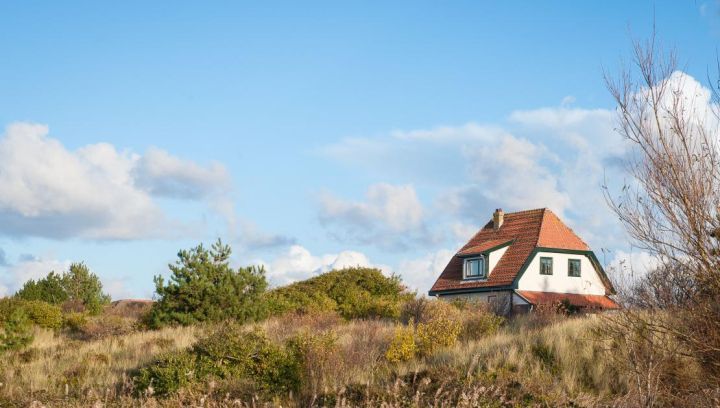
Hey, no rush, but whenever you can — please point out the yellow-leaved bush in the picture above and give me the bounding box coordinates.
[385,324,417,363]
[385,300,467,362]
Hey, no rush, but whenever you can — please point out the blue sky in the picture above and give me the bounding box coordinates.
[0,1,718,298]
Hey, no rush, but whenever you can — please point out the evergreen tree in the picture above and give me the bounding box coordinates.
[15,271,68,305]
[14,263,110,314]
[61,263,111,314]
[148,239,269,327]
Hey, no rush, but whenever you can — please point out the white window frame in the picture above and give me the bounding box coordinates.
[463,256,486,280]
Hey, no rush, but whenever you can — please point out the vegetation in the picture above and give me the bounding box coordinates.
[264,267,413,320]
[1,299,638,407]
[147,239,269,328]
[15,263,110,314]
[598,33,720,405]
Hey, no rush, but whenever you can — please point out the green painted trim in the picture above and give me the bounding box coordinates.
[428,285,514,297]
[457,239,514,281]
[511,247,616,295]
[539,256,553,275]
[568,258,582,277]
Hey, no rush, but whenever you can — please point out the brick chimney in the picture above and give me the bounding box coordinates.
[493,208,504,230]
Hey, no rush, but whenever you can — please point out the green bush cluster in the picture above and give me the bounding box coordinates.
[265,267,413,319]
[0,298,63,330]
[0,308,33,353]
[0,298,66,353]
[134,324,301,397]
[147,239,269,328]
[15,263,110,315]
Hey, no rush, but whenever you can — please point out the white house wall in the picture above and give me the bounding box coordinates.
[488,245,508,275]
[439,290,512,303]
[516,252,607,295]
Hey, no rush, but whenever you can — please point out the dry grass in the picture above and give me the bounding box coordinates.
[0,324,198,403]
[0,310,651,407]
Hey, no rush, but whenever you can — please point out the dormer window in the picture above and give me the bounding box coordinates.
[464,256,486,279]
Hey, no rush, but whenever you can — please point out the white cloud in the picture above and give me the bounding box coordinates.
[318,183,438,249]
[0,123,230,240]
[262,245,387,286]
[396,249,454,294]
[212,198,296,250]
[609,250,661,279]
[391,123,512,143]
[134,147,230,199]
[1,255,71,294]
[103,278,134,301]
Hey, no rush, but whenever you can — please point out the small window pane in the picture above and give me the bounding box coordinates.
[568,259,581,277]
[540,257,553,275]
[465,258,485,279]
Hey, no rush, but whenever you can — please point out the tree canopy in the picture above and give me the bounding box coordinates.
[147,239,269,327]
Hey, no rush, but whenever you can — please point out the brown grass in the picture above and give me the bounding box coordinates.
[1,307,691,407]
[0,325,197,403]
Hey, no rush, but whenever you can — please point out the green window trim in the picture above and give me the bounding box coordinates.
[568,259,581,277]
[464,256,487,280]
[540,257,553,275]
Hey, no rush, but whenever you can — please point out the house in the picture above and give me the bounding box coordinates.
[428,208,619,313]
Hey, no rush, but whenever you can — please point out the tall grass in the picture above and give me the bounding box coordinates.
[0,325,197,403]
[0,308,645,407]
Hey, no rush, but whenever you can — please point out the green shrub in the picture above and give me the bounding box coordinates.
[14,263,110,315]
[134,324,301,397]
[15,271,68,304]
[133,351,196,396]
[265,267,412,319]
[0,308,33,353]
[461,311,505,341]
[21,300,63,329]
[63,312,89,332]
[0,298,63,330]
[147,239,269,328]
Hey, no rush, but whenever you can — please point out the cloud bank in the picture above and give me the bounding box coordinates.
[0,123,230,240]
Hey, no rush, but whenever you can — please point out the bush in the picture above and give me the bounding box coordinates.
[63,312,88,332]
[416,315,462,357]
[0,308,33,353]
[14,263,110,315]
[385,324,417,363]
[0,298,63,330]
[285,329,340,396]
[265,267,413,320]
[69,315,136,340]
[15,271,67,304]
[385,300,466,362]
[134,324,301,397]
[21,300,63,329]
[133,351,197,396]
[147,239,269,328]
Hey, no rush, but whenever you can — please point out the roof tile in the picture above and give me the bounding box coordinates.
[429,208,594,293]
[516,291,620,309]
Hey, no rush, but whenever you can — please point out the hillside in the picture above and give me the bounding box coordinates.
[0,267,711,407]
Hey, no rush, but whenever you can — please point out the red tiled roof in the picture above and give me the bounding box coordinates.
[516,291,620,309]
[429,208,595,293]
[457,239,512,256]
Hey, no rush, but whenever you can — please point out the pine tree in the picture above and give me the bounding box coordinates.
[148,239,269,327]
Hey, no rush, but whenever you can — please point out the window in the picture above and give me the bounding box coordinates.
[540,257,553,275]
[464,257,485,279]
[568,259,581,277]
